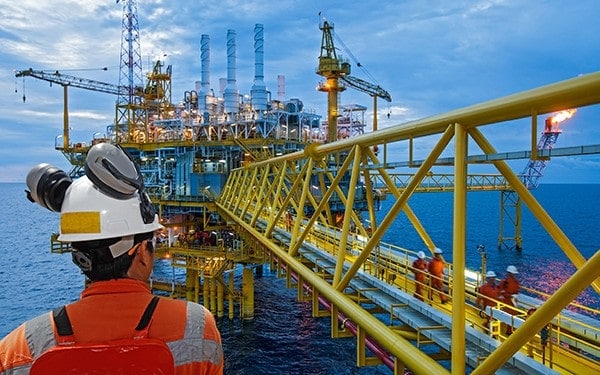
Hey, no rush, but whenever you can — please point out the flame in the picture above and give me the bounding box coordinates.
[548,109,576,124]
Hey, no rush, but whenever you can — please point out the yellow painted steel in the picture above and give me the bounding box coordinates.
[216,209,451,374]
[469,127,600,294]
[242,267,254,320]
[336,126,455,292]
[333,146,361,286]
[217,276,224,318]
[473,249,600,374]
[62,86,69,149]
[228,274,235,319]
[215,71,600,374]
[203,278,209,309]
[186,269,198,302]
[451,122,467,375]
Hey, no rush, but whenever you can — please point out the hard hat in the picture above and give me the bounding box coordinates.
[506,265,519,274]
[58,176,162,254]
[85,143,144,200]
[485,271,497,278]
[57,143,161,255]
[417,251,425,259]
[433,247,443,254]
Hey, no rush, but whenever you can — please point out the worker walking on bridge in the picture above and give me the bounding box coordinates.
[477,271,500,329]
[412,251,428,301]
[499,265,520,335]
[428,248,448,304]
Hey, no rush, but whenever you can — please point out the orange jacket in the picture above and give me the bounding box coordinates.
[412,258,428,282]
[428,257,445,278]
[499,274,520,306]
[500,275,520,295]
[477,282,499,308]
[0,278,223,374]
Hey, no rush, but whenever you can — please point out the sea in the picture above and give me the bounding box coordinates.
[0,182,598,374]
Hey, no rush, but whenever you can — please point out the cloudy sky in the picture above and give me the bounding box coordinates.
[1,0,599,183]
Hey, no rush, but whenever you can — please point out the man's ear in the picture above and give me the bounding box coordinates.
[137,241,152,265]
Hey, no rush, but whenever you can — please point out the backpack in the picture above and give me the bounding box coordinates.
[30,296,175,375]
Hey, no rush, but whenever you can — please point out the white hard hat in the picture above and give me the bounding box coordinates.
[58,176,162,252]
[85,143,144,199]
[433,247,443,254]
[417,251,425,259]
[485,271,497,278]
[506,265,519,274]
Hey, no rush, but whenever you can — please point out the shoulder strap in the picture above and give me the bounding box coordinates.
[53,306,74,336]
[135,296,160,331]
[52,296,161,341]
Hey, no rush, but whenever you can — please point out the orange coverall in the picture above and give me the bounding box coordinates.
[412,258,428,301]
[0,278,223,374]
[428,256,448,303]
[499,274,520,334]
[477,281,499,327]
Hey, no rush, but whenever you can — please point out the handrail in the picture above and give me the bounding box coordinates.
[218,70,600,374]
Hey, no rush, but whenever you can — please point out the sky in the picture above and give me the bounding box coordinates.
[0,0,599,183]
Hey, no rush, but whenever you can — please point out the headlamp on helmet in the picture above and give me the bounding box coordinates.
[25,163,72,212]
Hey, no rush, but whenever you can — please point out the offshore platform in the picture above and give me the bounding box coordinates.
[15,1,600,374]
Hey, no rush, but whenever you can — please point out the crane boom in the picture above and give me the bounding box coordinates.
[316,19,391,142]
[340,75,392,102]
[14,68,129,96]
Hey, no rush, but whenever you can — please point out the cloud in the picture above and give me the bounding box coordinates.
[0,0,598,183]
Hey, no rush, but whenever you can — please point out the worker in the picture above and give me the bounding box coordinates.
[0,143,223,374]
[499,265,520,335]
[411,251,428,301]
[428,247,448,303]
[476,271,500,329]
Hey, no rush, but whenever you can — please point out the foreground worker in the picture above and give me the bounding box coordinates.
[0,143,223,374]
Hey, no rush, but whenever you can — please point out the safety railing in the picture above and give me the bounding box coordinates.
[217,71,600,374]
[285,217,600,371]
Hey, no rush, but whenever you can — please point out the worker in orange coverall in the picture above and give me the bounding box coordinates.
[412,251,428,301]
[428,247,448,303]
[499,265,520,335]
[0,143,223,374]
[477,271,500,329]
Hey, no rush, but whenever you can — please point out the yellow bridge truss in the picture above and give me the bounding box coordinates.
[216,72,600,374]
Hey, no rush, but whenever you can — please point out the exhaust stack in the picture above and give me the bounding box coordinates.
[223,29,240,114]
[199,34,212,121]
[251,23,267,113]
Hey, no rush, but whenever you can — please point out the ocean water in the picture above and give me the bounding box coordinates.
[0,183,598,374]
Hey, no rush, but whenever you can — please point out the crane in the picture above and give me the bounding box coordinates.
[15,69,127,96]
[14,68,132,151]
[15,61,170,151]
[316,19,391,142]
[13,0,171,153]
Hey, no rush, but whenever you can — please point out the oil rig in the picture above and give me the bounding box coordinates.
[15,1,600,374]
